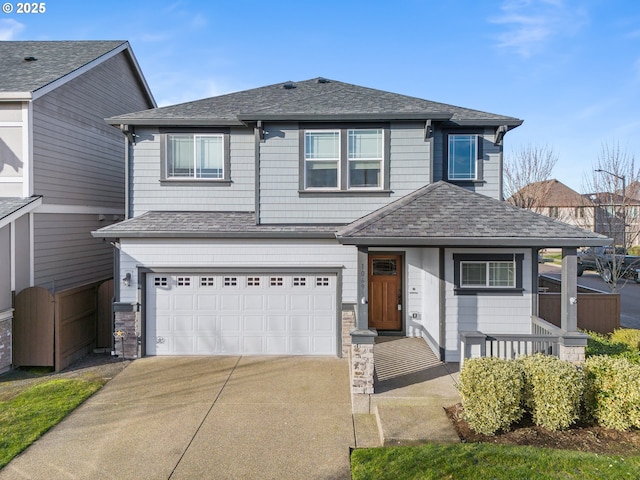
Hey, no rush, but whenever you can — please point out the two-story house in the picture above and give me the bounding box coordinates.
[0,41,155,372]
[94,78,605,379]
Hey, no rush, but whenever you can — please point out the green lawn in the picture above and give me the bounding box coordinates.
[0,378,103,469]
[351,443,640,479]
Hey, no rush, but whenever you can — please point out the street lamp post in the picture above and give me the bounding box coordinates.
[595,169,627,249]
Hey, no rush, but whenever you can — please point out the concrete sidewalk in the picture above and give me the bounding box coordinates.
[1,356,354,480]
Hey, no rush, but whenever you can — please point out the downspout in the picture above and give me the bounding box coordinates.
[109,240,121,356]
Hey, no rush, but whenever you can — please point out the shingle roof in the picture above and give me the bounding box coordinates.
[0,196,42,226]
[93,211,342,239]
[107,77,523,127]
[336,181,609,247]
[510,179,593,207]
[0,41,127,93]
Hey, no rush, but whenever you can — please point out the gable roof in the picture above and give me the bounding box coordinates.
[92,211,340,239]
[0,41,155,104]
[336,182,608,247]
[510,179,592,208]
[0,196,42,229]
[106,77,523,127]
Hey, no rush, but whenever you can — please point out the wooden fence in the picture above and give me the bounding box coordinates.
[538,275,620,334]
[13,279,113,371]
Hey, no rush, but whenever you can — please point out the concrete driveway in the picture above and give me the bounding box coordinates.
[1,356,354,480]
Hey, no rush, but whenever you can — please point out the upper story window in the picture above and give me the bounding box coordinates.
[161,130,230,184]
[305,130,340,189]
[302,127,387,191]
[167,134,223,179]
[448,134,478,181]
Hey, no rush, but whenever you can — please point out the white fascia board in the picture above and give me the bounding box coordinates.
[35,204,125,215]
[30,43,130,101]
[0,196,42,229]
[0,92,32,101]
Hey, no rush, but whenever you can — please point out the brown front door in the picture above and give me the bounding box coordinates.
[368,254,402,331]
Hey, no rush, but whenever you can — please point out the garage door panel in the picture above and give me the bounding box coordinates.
[243,294,265,310]
[147,273,337,356]
[266,316,287,332]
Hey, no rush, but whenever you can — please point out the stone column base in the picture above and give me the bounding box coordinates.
[114,303,139,359]
[558,344,585,364]
[0,310,12,374]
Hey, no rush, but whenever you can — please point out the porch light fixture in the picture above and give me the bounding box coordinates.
[123,272,132,287]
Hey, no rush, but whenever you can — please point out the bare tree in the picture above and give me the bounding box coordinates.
[581,142,640,291]
[582,141,640,249]
[504,144,558,211]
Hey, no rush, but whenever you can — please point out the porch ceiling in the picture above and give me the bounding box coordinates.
[336,181,610,248]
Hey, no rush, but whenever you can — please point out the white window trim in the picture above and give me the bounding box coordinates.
[304,129,341,190]
[347,128,384,191]
[448,134,478,181]
[303,128,385,191]
[165,133,225,180]
[459,260,516,289]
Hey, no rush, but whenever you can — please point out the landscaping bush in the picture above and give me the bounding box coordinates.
[583,356,640,431]
[517,354,583,431]
[585,330,640,365]
[609,328,640,352]
[459,357,524,435]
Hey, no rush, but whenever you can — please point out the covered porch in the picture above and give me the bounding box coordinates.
[336,182,610,413]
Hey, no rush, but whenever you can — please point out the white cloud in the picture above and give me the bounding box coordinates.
[0,19,25,40]
[489,0,588,58]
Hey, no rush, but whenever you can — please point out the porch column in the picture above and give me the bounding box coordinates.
[560,248,578,332]
[559,247,588,363]
[113,302,139,359]
[356,247,369,330]
[349,329,377,413]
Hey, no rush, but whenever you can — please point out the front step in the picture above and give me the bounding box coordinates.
[374,400,461,446]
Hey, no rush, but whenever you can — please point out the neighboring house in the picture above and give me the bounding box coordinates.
[0,41,155,373]
[511,179,640,247]
[94,78,605,378]
[586,192,640,247]
[509,179,595,230]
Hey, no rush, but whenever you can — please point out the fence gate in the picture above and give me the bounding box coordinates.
[13,287,55,367]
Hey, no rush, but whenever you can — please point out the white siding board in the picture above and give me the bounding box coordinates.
[118,238,357,305]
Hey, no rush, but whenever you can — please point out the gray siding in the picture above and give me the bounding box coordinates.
[0,225,10,310]
[14,214,30,292]
[33,213,114,290]
[432,126,502,200]
[259,122,431,224]
[131,128,255,216]
[32,51,153,208]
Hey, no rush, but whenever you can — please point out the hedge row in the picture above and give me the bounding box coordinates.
[459,354,640,435]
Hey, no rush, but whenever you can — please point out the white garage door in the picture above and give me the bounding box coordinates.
[146,273,337,356]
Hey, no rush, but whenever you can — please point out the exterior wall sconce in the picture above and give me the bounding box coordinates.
[123,272,132,286]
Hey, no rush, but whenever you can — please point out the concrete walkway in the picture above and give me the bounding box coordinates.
[353,337,462,447]
[1,356,354,480]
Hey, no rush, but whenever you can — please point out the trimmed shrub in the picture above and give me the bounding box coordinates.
[459,357,524,435]
[585,330,640,365]
[610,328,640,352]
[583,356,640,430]
[517,354,583,431]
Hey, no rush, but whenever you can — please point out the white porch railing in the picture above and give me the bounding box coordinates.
[460,316,562,366]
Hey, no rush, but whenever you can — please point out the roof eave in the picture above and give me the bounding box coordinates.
[105,118,246,127]
[450,119,524,128]
[0,92,33,101]
[92,230,337,239]
[0,196,43,229]
[336,235,611,248]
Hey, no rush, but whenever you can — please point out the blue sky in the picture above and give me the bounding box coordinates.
[1,0,639,191]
